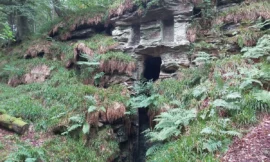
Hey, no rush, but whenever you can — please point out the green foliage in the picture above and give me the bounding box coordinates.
[193,52,214,65]
[254,90,270,104]
[0,141,3,150]
[242,35,270,59]
[61,114,87,135]
[43,137,103,162]
[128,94,161,112]
[147,121,217,162]
[238,66,264,90]
[0,94,44,122]
[5,144,47,162]
[77,54,100,66]
[212,98,240,110]
[146,143,162,156]
[3,65,25,77]
[193,85,207,99]
[127,81,161,114]
[202,139,222,153]
[94,72,105,86]
[0,23,15,45]
[200,119,241,153]
[83,34,117,51]
[145,108,197,142]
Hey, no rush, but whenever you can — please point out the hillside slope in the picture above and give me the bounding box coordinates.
[0,0,270,162]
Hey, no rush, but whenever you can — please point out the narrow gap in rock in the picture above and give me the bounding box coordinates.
[143,56,162,81]
[37,52,45,58]
[105,23,114,35]
[162,17,174,42]
[135,108,150,162]
[193,7,202,18]
[129,24,141,46]
[261,18,270,31]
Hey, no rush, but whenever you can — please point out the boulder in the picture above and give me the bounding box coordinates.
[161,62,179,73]
[24,65,51,84]
[70,28,95,39]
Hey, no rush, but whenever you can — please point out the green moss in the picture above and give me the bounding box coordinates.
[148,120,218,162]
[82,34,117,51]
[43,137,104,162]
[101,52,135,62]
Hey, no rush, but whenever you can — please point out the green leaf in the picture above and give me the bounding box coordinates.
[212,99,240,110]
[77,61,100,66]
[88,106,97,113]
[203,139,222,152]
[254,90,270,103]
[240,79,262,89]
[193,86,207,98]
[146,144,162,156]
[25,158,37,162]
[69,115,84,123]
[100,106,106,112]
[226,92,241,100]
[200,127,217,135]
[82,123,90,134]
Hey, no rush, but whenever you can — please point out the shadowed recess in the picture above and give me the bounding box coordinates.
[143,56,161,81]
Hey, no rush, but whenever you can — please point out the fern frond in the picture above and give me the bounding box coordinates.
[200,127,217,135]
[254,90,270,103]
[146,144,162,156]
[212,99,240,110]
[219,130,241,137]
[146,108,197,141]
[203,139,222,152]
[226,92,241,100]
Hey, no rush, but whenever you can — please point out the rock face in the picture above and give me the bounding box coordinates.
[24,65,51,84]
[111,0,193,80]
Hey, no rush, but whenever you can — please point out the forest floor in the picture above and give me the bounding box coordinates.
[222,115,270,162]
[0,124,53,159]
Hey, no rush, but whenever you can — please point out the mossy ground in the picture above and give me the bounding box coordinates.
[0,41,127,161]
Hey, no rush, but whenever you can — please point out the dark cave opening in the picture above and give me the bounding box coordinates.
[193,7,202,18]
[143,56,161,81]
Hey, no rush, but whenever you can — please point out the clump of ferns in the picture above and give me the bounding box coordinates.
[237,30,263,47]
[199,118,241,153]
[242,90,270,112]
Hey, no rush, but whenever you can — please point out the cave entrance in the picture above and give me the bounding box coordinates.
[143,56,161,81]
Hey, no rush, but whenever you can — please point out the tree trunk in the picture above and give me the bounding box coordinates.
[52,0,64,17]
[16,14,31,41]
[0,114,29,135]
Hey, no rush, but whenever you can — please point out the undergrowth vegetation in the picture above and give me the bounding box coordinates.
[1,0,270,161]
[145,52,270,160]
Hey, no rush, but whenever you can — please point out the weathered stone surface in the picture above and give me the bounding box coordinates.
[70,28,95,39]
[161,62,179,73]
[111,0,193,55]
[24,65,51,84]
[217,0,243,6]
[110,0,193,80]
[101,75,131,87]
[74,43,94,61]
[8,77,24,87]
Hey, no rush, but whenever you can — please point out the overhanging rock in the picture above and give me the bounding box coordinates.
[111,0,193,80]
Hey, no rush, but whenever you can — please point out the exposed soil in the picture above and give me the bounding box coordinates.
[222,115,270,162]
